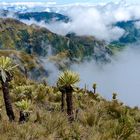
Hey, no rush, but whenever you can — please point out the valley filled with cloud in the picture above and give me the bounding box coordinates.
[1,1,140,106]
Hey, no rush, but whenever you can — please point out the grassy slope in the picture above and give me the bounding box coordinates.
[0,18,140,140]
[0,76,140,140]
[0,50,47,80]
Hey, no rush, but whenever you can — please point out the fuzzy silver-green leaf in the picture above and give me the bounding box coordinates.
[57,70,80,88]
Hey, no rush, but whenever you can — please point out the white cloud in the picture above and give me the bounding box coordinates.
[39,2,140,41]
[44,4,126,41]
[2,1,140,42]
[0,1,57,13]
[0,2,57,7]
[2,1,140,106]
[71,47,140,107]
[135,21,140,29]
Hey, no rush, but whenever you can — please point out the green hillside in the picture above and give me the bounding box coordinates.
[0,18,115,60]
[0,18,119,79]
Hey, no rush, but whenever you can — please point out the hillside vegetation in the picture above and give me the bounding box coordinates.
[0,18,121,80]
[17,11,69,23]
[0,17,139,140]
[0,57,140,140]
[0,18,112,60]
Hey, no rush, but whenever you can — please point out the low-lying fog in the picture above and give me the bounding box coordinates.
[70,47,140,107]
[43,46,140,107]
[1,1,140,107]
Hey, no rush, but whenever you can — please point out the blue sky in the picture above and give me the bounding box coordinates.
[0,0,140,4]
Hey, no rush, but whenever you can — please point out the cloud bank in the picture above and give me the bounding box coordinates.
[14,2,140,106]
[1,1,140,107]
[43,1,140,41]
[3,1,140,41]
[44,46,140,107]
[71,47,140,107]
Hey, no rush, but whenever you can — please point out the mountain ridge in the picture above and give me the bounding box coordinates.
[0,18,114,80]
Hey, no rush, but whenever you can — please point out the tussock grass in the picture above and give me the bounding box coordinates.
[0,71,140,139]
